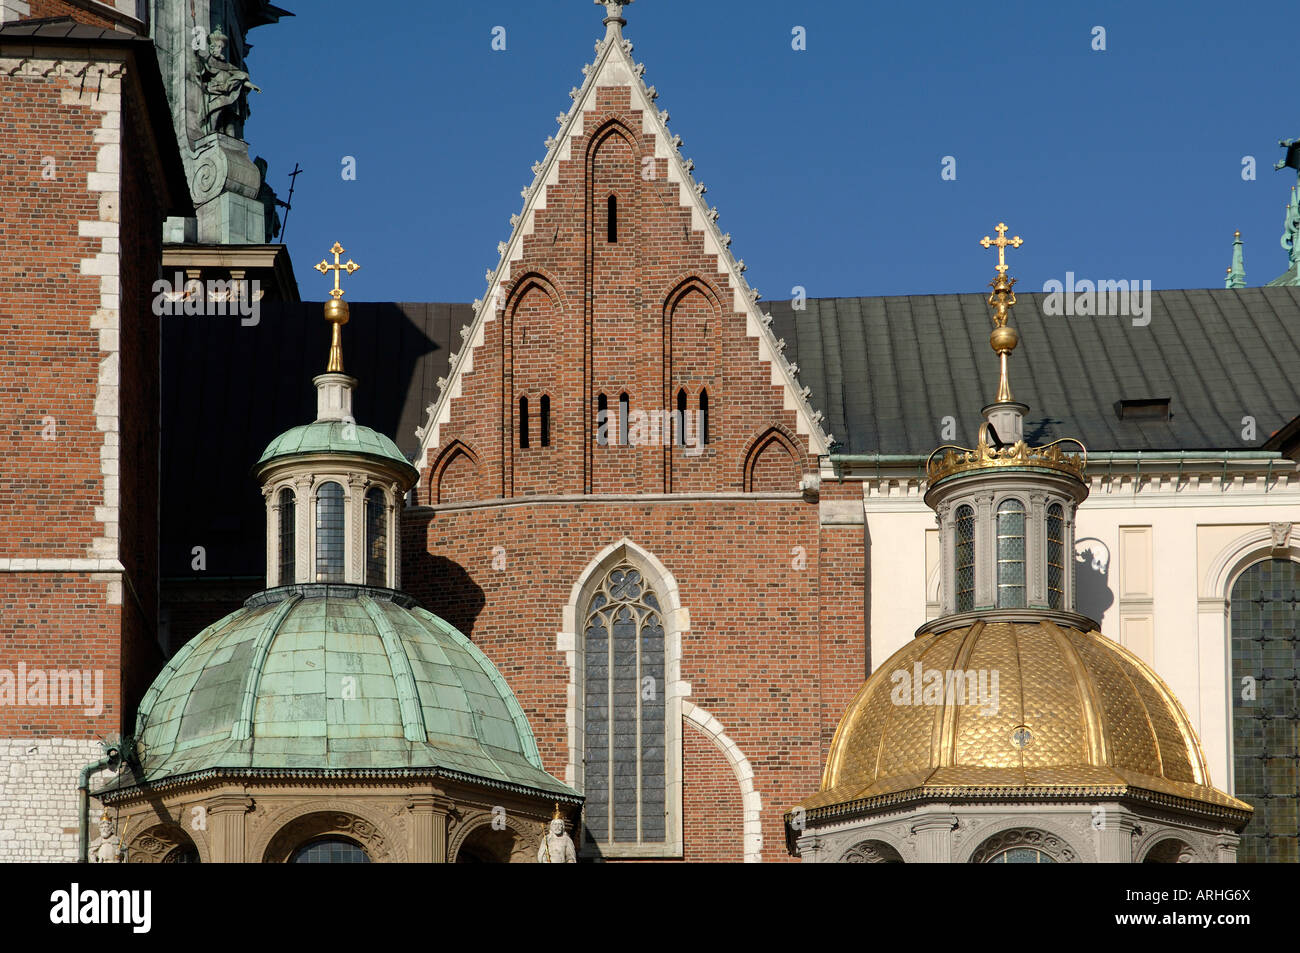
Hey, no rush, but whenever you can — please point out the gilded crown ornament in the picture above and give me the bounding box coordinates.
[923,222,1087,486]
[314,241,361,373]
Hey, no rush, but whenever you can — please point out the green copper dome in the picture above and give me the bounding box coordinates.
[131,586,573,798]
[256,420,416,476]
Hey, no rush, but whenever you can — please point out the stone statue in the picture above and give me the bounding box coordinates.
[90,812,122,864]
[537,806,577,863]
[198,27,261,137]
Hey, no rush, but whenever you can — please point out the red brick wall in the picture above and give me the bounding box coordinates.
[682,728,744,862]
[404,495,865,861]
[25,0,117,29]
[0,51,166,739]
[0,575,121,736]
[424,85,819,504]
[0,72,104,558]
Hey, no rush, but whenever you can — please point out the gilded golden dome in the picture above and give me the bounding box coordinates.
[800,617,1251,820]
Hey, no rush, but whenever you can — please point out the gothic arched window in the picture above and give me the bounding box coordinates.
[699,389,709,445]
[618,392,630,446]
[596,393,609,446]
[583,561,666,847]
[315,482,345,583]
[540,394,551,447]
[955,504,975,612]
[1230,558,1300,863]
[519,396,530,449]
[364,487,387,587]
[1047,503,1065,610]
[278,488,296,586]
[996,498,1026,608]
[607,194,618,243]
[675,389,687,446]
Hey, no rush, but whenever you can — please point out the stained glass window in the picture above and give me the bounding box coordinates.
[583,561,666,847]
[315,482,345,583]
[365,487,387,588]
[1231,558,1300,863]
[996,498,1026,609]
[1047,503,1065,610]
[290,838,370,863]
[955,505,975,612]
[988,847,1055,863]
[278,488,295,586]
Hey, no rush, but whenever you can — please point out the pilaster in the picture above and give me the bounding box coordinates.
[207,795,255,862]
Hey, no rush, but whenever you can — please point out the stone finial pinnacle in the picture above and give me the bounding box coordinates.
[596,0,633,38]
[1225,230,1247,289]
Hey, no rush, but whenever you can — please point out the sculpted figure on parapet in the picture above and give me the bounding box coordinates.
[538,806,577,863]
[198,26,261,138]
[90,811,122,863]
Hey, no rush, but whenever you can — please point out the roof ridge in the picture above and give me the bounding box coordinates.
[413,17,833,479]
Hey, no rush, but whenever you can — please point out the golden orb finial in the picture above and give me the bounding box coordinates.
[979,223,1023,403]
[314,241,361,373]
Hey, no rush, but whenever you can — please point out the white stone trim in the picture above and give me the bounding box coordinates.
[413,24,831,486]
[557,538,688,857]
[0,559,125,572]
[681,700,764,863]
[0,1,30,24]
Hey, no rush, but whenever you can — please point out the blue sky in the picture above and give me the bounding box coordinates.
[240,0,1296,303]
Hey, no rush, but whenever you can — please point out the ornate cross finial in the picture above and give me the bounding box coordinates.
[314,241,361,300]
[979,222,1022,275]
[314,241,361,373]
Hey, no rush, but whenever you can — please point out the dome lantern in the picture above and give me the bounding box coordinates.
[253,241,419,591]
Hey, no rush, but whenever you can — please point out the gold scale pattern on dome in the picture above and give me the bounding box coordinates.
[926,223,1086,484]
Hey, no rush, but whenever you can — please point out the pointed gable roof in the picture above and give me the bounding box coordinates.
[413,3,832,482]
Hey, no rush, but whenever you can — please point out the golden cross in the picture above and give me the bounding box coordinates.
[979,223,1023,274]
[314,241,361,300]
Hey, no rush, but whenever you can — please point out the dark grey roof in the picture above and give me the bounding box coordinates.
[162,288,1300,580]
[769,287,1300,455]
[0,17,124,40]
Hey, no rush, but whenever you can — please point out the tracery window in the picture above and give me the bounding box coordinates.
[1231,558,1300,863]
[278,488,295,586]
[583,561,666,847]
[315,482,345,582]
[364,487,387,587]
[987,847,1056,863]
[955,504,975,612]
[996,498,1026,608]
[1047,503,1065,610]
